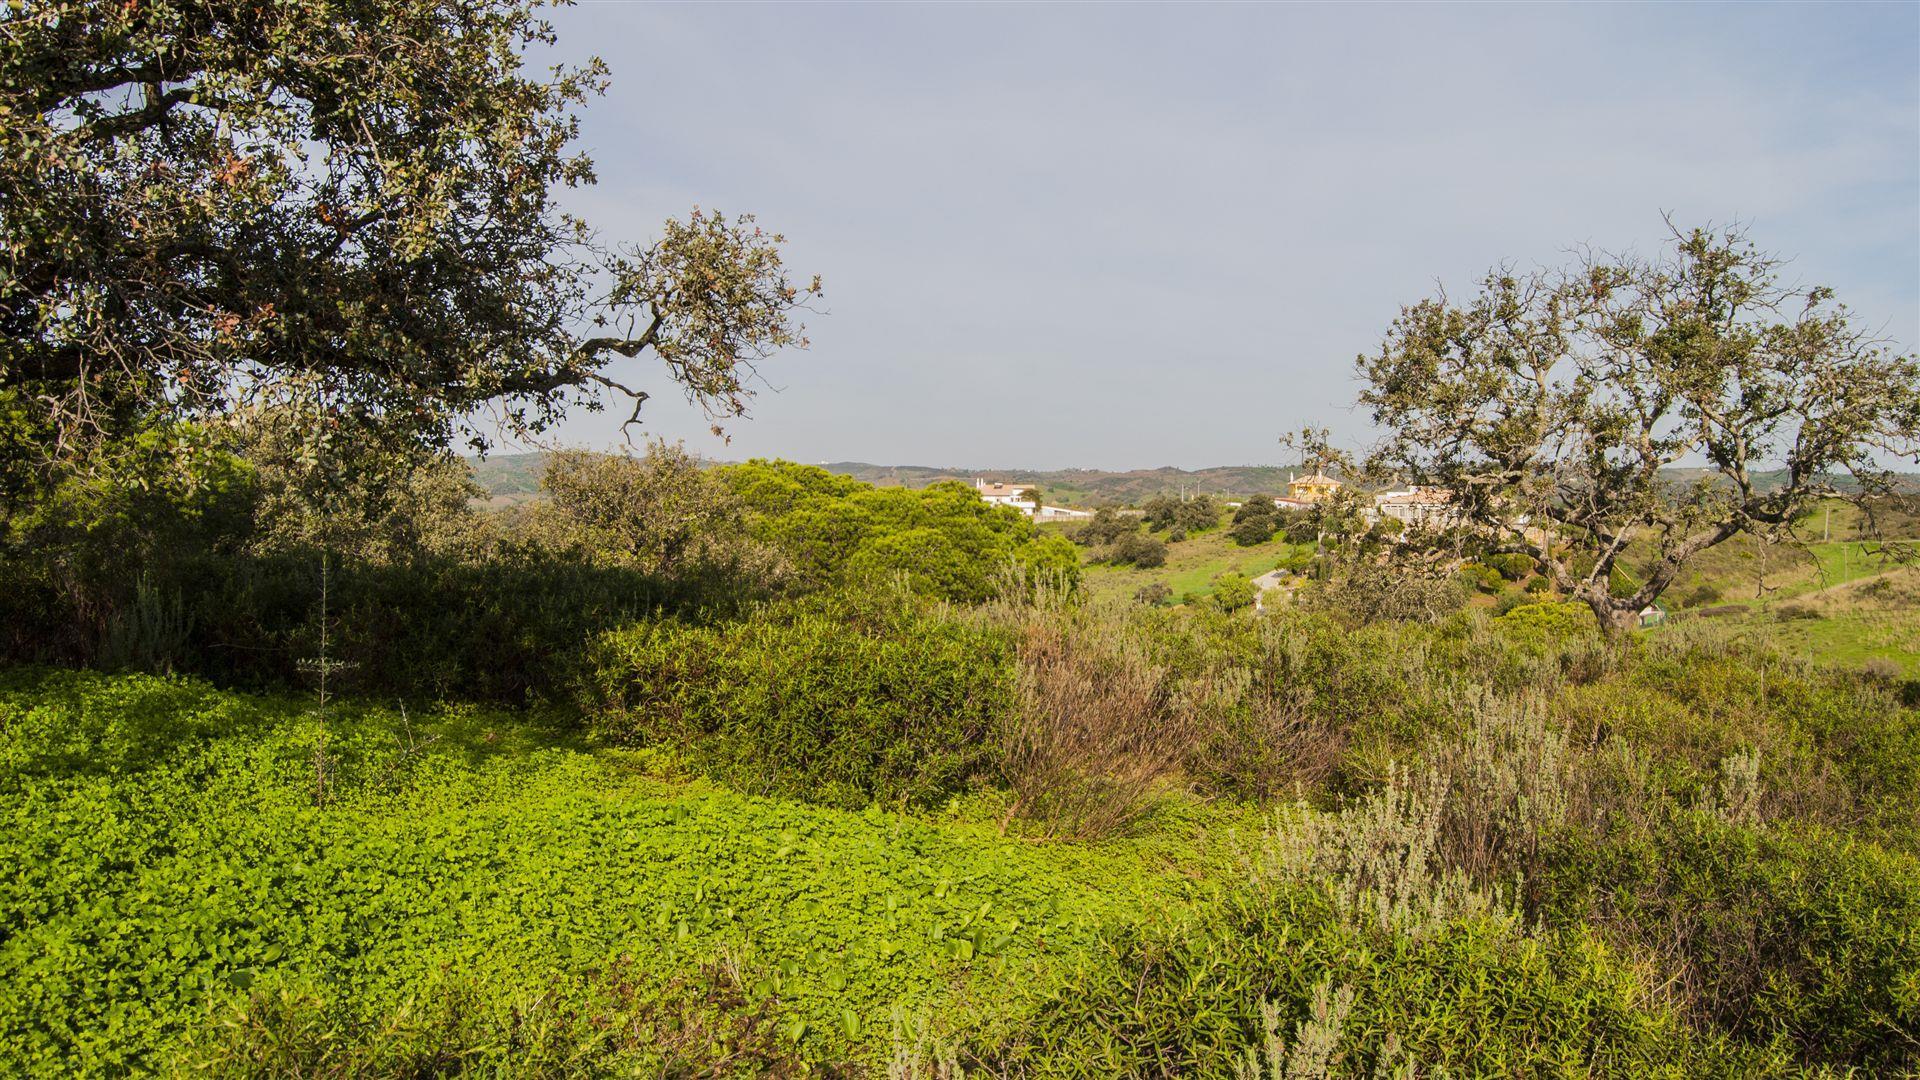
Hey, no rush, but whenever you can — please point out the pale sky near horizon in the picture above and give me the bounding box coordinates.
[512,1,1920,471]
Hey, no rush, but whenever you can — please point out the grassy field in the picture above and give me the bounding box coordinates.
[1746,567,1920,674]
[1069,525,1307,605]
[1066,514,1919,674]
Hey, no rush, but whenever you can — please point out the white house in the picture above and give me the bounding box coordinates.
[975,479,1036,510]
[973,479,1093,521]
[1372,486,1459,530]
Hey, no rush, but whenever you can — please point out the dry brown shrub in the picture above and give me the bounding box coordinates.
[999,610,1195,840]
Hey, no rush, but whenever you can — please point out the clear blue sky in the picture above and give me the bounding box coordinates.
[524,1,1919,470]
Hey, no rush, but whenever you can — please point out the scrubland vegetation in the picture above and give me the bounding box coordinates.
[6,4,1918,1074]
[3,449,1918,1076]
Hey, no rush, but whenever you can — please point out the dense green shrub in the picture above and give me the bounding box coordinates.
[1133,582,1173,606]
[1490,587,1533,615]
[1230,515,1276,546]
[1537,814,1920,1072]
[1,442,781,704]
[1492,599,1599,645]
[1305,562,1467,626]
[1229,498,1280,546]
[1104,531,1167,568]
[1210,572,1256,612]
[1070,506,1135,547]
[1142,493,1219,534]
[0,421,254,667]
[125,546,743,705]
[1599,634,1920,852]
[585,593,1016,807]
[1458,560,1505,592]
[1068,607,1452,800]
[1482,552,1537,582]
[6,451,1070,702]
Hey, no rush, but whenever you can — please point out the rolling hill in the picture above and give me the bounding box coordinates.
[469,453,1920,510]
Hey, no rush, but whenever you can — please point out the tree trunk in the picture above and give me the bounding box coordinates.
[1584,592,1640,641]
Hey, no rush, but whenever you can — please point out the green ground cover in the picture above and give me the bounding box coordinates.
[0,669,1244,1075]
[1767,610,1920,673]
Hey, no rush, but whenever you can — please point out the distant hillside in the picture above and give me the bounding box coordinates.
[467,452,548,498]
[468,453,1919,509]
[466,454,1311,507]
[816,463,1306,506]
[1663,467,1920,496]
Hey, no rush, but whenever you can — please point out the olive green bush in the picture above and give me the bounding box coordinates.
[996,603,1194,839]
[1142,493,1221,533]
[1537,816,1920,1073]
[585,591,1016,808]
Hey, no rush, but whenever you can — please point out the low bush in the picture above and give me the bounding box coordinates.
[1230,517,1276,546]
[1482,552,1537,582]
[1457,561,1505,592]
[1069,507,1134,548]
[1210,572,1257,612]
[1230,499,1280,547]
[1180,631,1348,804]
[1490,587,1532,616]
[984,834,1737,1078]
[999,607,1193,839]
[1305,563,1465,625]
[721,462,1080,603]
[1537,815,1920,1072]
[1104,531,1167,568]
[1143,494,1220,534]
[585,592,1015,808]
[1492,599,1599,646]
[182,549,731,705]
[1133,582,1173,606]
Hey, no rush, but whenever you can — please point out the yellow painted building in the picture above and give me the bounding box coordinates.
[1287,473,1342,502]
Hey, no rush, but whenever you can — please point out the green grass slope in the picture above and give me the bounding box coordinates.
[1072,525,1306,605]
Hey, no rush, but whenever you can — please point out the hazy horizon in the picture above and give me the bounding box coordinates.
[500,3,1920,471]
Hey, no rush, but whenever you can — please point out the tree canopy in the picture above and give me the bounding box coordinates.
[1,0,819,483]
[1354,221,1919,634]
[715,462,1080,603]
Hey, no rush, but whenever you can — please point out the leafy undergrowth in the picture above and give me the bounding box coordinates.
[6,657,1913,1076]
[0,669,1236,1075]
